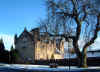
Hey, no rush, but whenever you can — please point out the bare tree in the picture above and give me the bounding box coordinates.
[40,0,100,67]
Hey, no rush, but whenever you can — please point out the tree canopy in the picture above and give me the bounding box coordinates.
[40,0,100,67]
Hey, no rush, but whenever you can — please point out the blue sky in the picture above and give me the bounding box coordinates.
[0,0,45,35]
[0,0,100,51]
[0,0,45,50]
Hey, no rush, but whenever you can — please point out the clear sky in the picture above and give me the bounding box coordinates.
[0,0,100,51]
[0,0,45,50]
[0,0,45,35]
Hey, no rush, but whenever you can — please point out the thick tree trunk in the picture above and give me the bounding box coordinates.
[81,48,88,68]
[78,54,87,68]
[77,56,82,67]
[77,49,88,68]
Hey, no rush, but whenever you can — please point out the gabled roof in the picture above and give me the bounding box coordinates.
[15,28,34,43]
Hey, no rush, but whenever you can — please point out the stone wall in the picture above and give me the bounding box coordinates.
[15,28,64,63]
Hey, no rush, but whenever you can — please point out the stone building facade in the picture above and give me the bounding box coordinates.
[14,28,64,63]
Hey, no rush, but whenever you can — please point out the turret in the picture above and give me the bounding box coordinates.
[30,28,40,41]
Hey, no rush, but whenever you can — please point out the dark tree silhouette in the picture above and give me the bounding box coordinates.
[0,38,5,52]
[10,45,19,64]
[0,38,9,63]
[40,0,100,67]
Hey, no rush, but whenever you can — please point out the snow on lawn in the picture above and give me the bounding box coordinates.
[0,64,100,71]
[8,64,100,71]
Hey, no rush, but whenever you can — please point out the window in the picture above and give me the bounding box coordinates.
[22,46,26,49]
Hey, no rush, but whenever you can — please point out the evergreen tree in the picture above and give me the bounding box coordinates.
[0,38,5,52]
[0,38,9,63]
[10,45,19,63]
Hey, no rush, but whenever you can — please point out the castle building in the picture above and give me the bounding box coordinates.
[14,28,64,63]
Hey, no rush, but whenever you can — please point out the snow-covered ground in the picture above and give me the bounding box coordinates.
[64,52,100,58]
[0,64,100,72]
[87,52,100,57]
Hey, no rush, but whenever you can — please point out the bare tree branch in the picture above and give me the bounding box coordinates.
[83,14,100,50]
